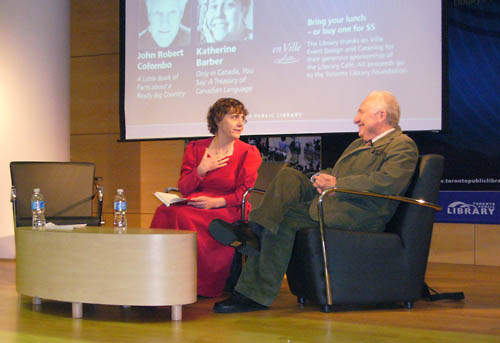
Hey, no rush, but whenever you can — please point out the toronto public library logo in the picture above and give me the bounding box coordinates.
[447,201,496,216]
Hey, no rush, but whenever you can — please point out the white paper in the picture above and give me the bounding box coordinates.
[154,192,188,207]
[46,222,87,231]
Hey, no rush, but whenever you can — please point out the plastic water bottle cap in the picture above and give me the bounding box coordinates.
[34,188,40,193]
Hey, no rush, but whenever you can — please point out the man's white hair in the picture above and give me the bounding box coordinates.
[368,90,400,127]
[145,0,188,15]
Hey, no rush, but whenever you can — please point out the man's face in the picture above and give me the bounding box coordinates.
[206,0,245,42]
[147,0,184,48]
[353,96,385,141]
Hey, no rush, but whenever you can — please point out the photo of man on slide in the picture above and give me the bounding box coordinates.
[139,0,191,49]
[198,0,253,43]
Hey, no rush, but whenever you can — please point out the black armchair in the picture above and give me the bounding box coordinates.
[10,162,104,227]
[286,154,444,312]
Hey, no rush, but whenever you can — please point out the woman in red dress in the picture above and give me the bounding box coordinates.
[151,98,262,297]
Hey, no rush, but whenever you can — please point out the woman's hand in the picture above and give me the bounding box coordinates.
[187,196,226,209]
[311,173,337,194]
[197,149,229,177]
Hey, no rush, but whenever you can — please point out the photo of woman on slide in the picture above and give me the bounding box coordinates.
[197,0,253,43]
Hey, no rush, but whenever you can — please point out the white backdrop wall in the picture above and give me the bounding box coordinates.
[0,0,70,258]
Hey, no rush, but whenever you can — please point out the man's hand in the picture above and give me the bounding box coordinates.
[197,149,229,177]
[188,196,226,209]
[311,173,337,194]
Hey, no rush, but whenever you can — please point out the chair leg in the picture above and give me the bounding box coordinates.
[404,301,414,309]
[297,296,306,305]
[321,304,333,313]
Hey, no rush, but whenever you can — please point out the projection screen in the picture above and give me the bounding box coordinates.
[120,0,443,140]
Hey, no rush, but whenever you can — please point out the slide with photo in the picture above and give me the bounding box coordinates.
[121,0,443,140]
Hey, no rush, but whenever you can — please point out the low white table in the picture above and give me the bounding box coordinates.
[15,226,197,321]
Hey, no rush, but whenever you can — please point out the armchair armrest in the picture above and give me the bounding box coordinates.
[93,177,104,226]
[318,188,442,221]
[241,187,266,221]
[10,186,17,228]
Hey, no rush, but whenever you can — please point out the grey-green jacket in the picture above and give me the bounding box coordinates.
[309,128,418,232]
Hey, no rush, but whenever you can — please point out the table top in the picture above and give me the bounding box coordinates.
[16,226,195,235]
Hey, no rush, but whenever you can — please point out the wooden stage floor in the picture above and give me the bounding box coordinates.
[1,259,499,343]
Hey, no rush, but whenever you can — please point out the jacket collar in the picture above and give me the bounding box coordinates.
[348,127,403,154]
[371,127,402,147]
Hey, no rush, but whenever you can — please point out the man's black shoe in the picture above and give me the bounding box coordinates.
[213,292,269,313]
[208,219,260,256]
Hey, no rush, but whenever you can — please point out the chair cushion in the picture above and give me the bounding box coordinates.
[287,227,410,305]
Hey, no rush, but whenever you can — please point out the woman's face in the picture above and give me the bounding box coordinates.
[205,0,246,42]
[216,112,246,140]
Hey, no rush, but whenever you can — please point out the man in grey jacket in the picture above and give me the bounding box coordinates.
[209,90,419,313]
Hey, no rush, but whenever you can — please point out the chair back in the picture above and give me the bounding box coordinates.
[10,162,98,227]
[385,154,444,297]
[248,161,288,209]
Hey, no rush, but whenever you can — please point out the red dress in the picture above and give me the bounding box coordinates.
[150,138,262,297]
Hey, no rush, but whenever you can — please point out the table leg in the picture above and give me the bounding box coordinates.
[72,302,83,318]
[32,297,42,305]
[171,305,182,321]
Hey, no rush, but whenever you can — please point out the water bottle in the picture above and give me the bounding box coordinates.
[113,189,127,230]
[31,188,46,230]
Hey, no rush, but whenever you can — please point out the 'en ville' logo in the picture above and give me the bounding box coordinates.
[447,201,496,216]
[272,41,301,65]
